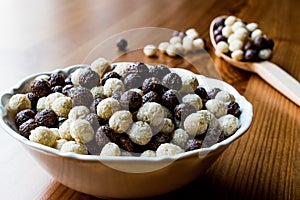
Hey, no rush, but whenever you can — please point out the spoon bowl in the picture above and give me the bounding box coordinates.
[210,16,300,107]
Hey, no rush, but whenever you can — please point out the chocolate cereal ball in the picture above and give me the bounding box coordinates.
[162,89,182,109]
[101,71,121,86]
[18,118,38,139]
[142,77,164,95]
[227,101,241,118]
[31,79,51,98]
[126,62,149,76]
[162,73,182,91]
[148,65,171,80]
[119,91,142,112]
[48,72,66,87]
[147,132,172,151]
[15,109,36,127]
[85,113,100,131]
[116,133,136,152]
[174,103,196,121]
[27,93,38,110]
[185,139,203,151]
[96,125,114,146]
[35,109,58,128]
[79,69,100,89]
[142,91,161,104]
[123,73,143,89]
[68,86,94,107]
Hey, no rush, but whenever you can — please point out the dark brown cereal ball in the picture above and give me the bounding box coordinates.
[123,73,143,89]
[142,77,164,95]
[142,91,161,104]
[101,71,121,86]
[85,113,100,131]
[213,17,225,29]
[207,88,222,99]
[215,34,227,43]
[202,128,224,148]
[31,79,51,98]
[116,38,128,51]
[62,84,74,96]
[48,72,66,87]
[119,91,142,112]
[254,36,270,49]
[85,139,102,155]
[174,103,196,121]
[213,25,224,36]
[18,119,38,139]
[147,132,172,151]
[148,65,171,80]
[243,41,255,51]
[34,109,58,128]
[244,49,258,61]
[116,133,135,152]
[126,62,149,76]
[79,69,100,89]
[162,89,182,109]
[26,92,38,110]
[227,101,241,118]
[185,139,203,151]
[68,86,94,107]
[15,109,36,127]
[162,72,182,91]
[95,125,115,146]
[90,97,102,113]
[51,85,63,93]
[194,86,210,105]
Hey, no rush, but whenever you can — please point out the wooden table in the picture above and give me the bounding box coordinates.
[0,0,299,199]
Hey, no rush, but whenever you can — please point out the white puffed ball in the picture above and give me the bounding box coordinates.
[185,28,199,40]
[140,150,156,157]
[184,113,208,136]
[90,57,111,78]
[137,102,164,126]
[205,99,227,118]
[29,126,57,147]
[143,44,157,57]
[51,96,73,118]
[231,50,244,61]
[59,119,72,140]
[103,78,125,97]
[158,42,169,53]
[156,143,184,157]
[231,21,245,32]
[68,106,90,121]
[218,114,239,136]
[160,118,175,134]
[172,128,189,148]
[34,75,49,81]
[97,97,120,120]
[222,26,233,38]
[224,16,237,26]
[60,141,88,155]
[70,119,95,144]
[36,97,46,111]
[71,68,88,85]
[216,41,229,54]
[229,39,244,51]
[54,139,68,150]
[246,22,258,32]
[197,110,219,129]
[258,49,272,60]
[7,94,31,114]
[44,92,65,110]
[100,142,121,156]
[193,38,205,50]
[109,110,133,133]
[169,36,182,44]
[234,28,249,40]
[215,90,235,103]
[182,36,193,52]
[90,86,106,99]
[127,121,152,145]
[166,44,178,57]
[112,62,131,78]
[251,29,263,39]
[227,34,237,44]
[182,93,203,110]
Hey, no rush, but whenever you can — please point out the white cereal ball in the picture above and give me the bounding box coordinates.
[68,106,90,121]
[100,142,121,156]
[7,94,31,115]
[234,28,249,41]
[54,138,68,150]
[205,99,227,118]
[109,110,133,133]
[216,41,229,54]
[184,113,208,136]
[182,36,193,52]
[29,126,57,147]
[174,43,184,55]
[227,34,237,44]
[160,118,175,134]
[34,75,50,81]
[156,143,184,157]
[231,50,244,61]
[44,92,65,110]
[103,78,125,97]
[158,42,170,53]
[193,38,205,50]
[180,74,199,93]
[90,57,111,78]
[172,128,189,148]
[143,44,157,57]
[127,121,152,145]
[36,97,46,111]
[137,102,164,126]
[112,62,131,78]
[90,86,106,99]
[166,44,178,57]
[251,29,263,39]
[224,15,237,26]
[60,141,88,155]
[169,36,182,44]
[246,22,258,32]
[182,94,202,110]
[129,88,144,96]
[70,119,95,143]
[71,68,88,85]
[222,26,233,38]
[50,128,60,139]
[140,150,156,157]
[97,97,120,120]
[197,110,219,128]
[185,28,199,40]
[218,114,239,136]
[59,119,73,140]
[215,90,235,103]
[258,49,272,60]
[231,21,245,32]
[51,96,73,118]
[229,39,244,51]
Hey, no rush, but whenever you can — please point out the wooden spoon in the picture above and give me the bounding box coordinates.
[210,16,300,107]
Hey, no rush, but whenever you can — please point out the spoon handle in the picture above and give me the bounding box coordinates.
[253,61,300,107]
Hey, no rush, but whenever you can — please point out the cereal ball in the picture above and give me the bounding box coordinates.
[218,114,239,136]
[147,132,172,151]
[109,111,133,133]
[44,92,65,110]
[62,84,74,96]
[60,141,88,155]
[148,65,171,80]
[205,99,227,118]
[117,133,137,152]
[197,110,219,129]
[224,16,237,26]
[184,113,208,136]
[215,90,235,103]
[142,91,161,104]
[15,109,35,127]
[142,77,164,95]
[156,143,184,157]
[49,73,66,87]
[7,94,31,115]
[180,74,199,93]
[29,126,57,147]
[172,128,189,148]
[68,106,90,120]
[169,36,182,44]
[58,119,72,140]
[70,119,95,143]
[136,102,164,126]
[185,139,203,151]
[112,62,131,78]
[182,94,203,110]
[123,73,143,89]
[95,125,113,147]
[35,109,58,128]
[258,49,272,60]
[97,97,120,120]
[127,121,152,145]
[116,38,128,51]
[101,71,121,86]
[90,97,102,114]
[216,41,229,54]
[251,29,263,39]
[54,138,68,150]
[51,97,73,118]
[34,75,50,81]
[31,79,51,98]
[231,21,245,32]
[140,150,156,157]
[85,139,102,155]
[158,42,169,53]
[163,106,173,119]
[160,118,175,134]
[202,128,224,148]
[68,86,94,107]
[119,91,142,112]
[234,28,249,41]
[161,89,182,109]
[85,113,100,131]
[18,119,38,139]
[129,88,143,96]
[143,44,157,57]
[182,36,193,52]
[162,72,182,91]
[26,93,38,110]
[246,22,258,32]
[90,86,105,99]
[71,68,88,85]
[36,97,46,111]
[227,101,241,118]
[207,88,222,99]
[222,26,233,38]
[193,38,205,50]
[100,142,121,156]
[194,86,210,104]
[231,49,244,61]
[90,57,111,78]
[229,39,244,51]
[103,78,125,97]
[79,69,100,89]
[174,103,196,121]
[51,86,63,93]
[166,44,179,57]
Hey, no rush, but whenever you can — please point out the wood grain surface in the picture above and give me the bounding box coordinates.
[0,0,299,199]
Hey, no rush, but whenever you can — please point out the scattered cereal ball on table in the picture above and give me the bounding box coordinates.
[100,142,121,156]
[166,44,179,57]
[184,112,208,136]
[205,99,227,118]
[35,109,58,128]
[97,97,120,120]
[79,68,100,89]
[58,119,73,140]
[29,126,57,147]
[15,109,35,128]
[116,38,128,51]
[171,128,189,148]
[7,94,31,115]
[103,78,125,97]
[156,143,184,157]
[218,114,239,136]
[68,106,90,120]
[109,110,133,133]
[143,44,157,57]
[136,102,164,126]
[127,121,152,146]
[140,150,156,157]
[60,141,88,155]
[70,119,95,143]
[18,119,38,139]
[90,57,111,78]
[158,42,169,53]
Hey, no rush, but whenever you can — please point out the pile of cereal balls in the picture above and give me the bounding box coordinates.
[213,15,274,62]
[7,58,242,157]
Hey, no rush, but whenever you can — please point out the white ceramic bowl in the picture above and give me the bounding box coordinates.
[0,63,253,199]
